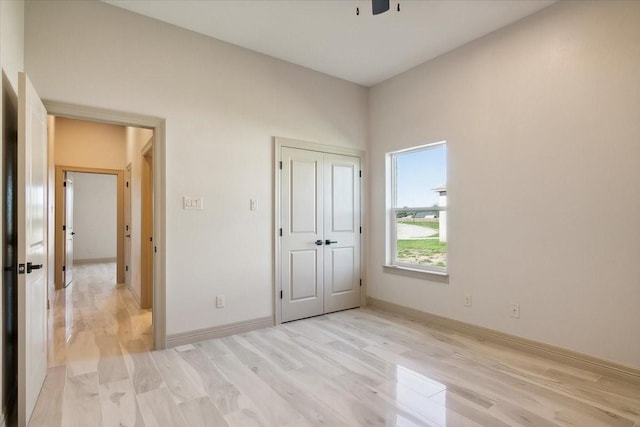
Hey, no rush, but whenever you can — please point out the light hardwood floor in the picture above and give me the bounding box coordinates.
[29,263,640,426]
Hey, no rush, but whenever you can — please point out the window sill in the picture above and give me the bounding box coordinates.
[382,265,449,283]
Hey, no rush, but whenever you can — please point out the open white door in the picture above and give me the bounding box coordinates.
[17,72,48,426]
[64,171,74,286]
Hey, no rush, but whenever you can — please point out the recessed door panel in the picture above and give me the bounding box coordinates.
[330,164,354,232]
[290,159,318,234]
[330,247,355,294]
[290,250,318,300]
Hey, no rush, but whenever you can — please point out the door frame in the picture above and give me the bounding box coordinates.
[44,100,167,349]
[273,137,366,325]
[54,166,124,288]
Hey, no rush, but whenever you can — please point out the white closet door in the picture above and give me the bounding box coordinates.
[323,153,361,314]
[280,146,361,323]
[281,147,324,322]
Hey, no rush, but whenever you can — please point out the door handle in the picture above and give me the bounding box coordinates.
[27,262,43,274]
[71,232,76,236]
[325,240,338,245]
[315,240,323,246]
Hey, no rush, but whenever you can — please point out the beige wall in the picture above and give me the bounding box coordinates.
[54,117,126,170]
[125,126,153,302]
[368,1,640,368]
[25,0,369,336]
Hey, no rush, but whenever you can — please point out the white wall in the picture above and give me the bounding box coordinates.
[1,0,25,91]
[72,172,117,261]
[368,1,640,369]
[125,126,153,301]
[24,0,368,336]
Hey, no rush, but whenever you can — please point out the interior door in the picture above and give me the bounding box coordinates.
[124,164,131,287]
[17,72,48,426]
[64,171,74,287]
[323,154,361,313]
[141,149,153,309]
[280,146,361,323]
[281,147,324,322]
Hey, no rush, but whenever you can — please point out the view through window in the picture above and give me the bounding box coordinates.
[390,141,447,272]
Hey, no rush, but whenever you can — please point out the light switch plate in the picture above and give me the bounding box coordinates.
[183,196,203,210]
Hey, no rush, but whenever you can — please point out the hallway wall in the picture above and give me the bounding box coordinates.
[72,172,117,262]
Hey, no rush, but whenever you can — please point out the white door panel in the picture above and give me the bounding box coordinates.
[64,172,74,286]
[323,154,360,314]
[280,147,360,323]
[18,72,48,426]
[281,147,324,322]
[290,250,320,300]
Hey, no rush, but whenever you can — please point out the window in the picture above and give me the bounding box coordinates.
[388,141,447,273]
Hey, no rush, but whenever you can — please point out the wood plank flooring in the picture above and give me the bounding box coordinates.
[29,263,640,426]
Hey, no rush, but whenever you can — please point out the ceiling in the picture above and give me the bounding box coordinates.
[104,0,556,87]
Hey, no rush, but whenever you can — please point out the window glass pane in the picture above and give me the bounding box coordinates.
[395,145,446,208]
[391,143,447,272]
[395,209,447,270]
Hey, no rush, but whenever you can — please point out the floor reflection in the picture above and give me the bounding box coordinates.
[47,262,152,367]
[395,364,447,425]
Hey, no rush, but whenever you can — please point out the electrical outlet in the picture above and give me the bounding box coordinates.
[510,303,520,318]
[216,295,225,308]
[464,294,472,307]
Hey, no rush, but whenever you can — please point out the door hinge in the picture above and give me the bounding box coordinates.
[63,181,67,187]
[150,237,153,242]
[360,279,362,287]
[359,170,362,178]
[360,226,362,234]
[62,265,66,272]
[154,246,157,253]
[280,290,283,299]
[62,225,66,231]
[279,228,282,237]
[126,181,129,188]
[125,265,129,272]
[279,161,283,170]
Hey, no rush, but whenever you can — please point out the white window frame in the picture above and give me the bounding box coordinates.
[387,141,447,276]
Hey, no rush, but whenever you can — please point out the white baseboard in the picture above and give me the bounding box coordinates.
[74,257,117,264]
[167,316,274,347]
[367,297,640,384]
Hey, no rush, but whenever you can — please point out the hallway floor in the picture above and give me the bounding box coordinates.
[28,263,640,426]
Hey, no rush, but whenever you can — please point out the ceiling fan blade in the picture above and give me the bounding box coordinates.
[372,0,390,15]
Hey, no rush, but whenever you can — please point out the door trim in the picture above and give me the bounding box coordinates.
[44,100,167,350]
[273,137,366,325]
[55,166,124,288]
